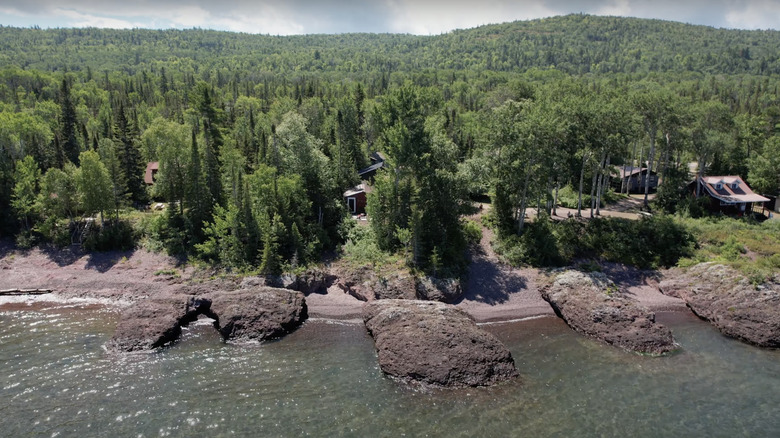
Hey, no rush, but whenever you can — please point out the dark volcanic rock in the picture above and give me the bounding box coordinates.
[415,276,463,303]
[336,266,417,301]
[363,299,518,387]
[542,270,676,354]
[208,287,307,342]
[659,263,780,348]
[240,268,331,295]
[107,294,213,352]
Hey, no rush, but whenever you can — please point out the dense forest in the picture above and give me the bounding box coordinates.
[1,14,779,275]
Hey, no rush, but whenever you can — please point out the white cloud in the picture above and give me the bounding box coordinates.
[55,8,144,29]
[724,0,780,29]
[595,0,632,17]
[0,0,778,34]
[384,0,559,34]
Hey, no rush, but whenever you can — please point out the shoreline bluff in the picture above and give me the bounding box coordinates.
[0,244,689,324]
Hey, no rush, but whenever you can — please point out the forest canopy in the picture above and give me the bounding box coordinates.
[1,14,778,273]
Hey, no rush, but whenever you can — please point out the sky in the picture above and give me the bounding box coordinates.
[1,0,779,35]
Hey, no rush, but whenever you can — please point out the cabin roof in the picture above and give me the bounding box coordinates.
[699,175,769,203]
[144,161,159,185]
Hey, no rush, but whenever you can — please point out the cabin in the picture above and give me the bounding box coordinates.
[357,152,386,181]
[344,184,368,215]
[693,175,769,215]
[144,162,159,185]
[612,166,658,193]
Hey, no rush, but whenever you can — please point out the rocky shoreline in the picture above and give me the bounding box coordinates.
[541,270,677,355]
[659,263,780,348]
[2,243,779,386]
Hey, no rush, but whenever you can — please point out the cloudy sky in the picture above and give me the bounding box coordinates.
[1,0,779,35]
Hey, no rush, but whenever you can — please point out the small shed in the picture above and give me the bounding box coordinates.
[344,184,368,215]
[144,162,159,185]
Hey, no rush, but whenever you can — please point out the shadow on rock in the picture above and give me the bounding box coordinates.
[457,253,527,306]
[85,249,136,273]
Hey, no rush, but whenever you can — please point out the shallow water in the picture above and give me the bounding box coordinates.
[1,301,779,437]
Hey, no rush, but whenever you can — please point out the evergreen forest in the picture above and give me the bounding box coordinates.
[1,14,779,276]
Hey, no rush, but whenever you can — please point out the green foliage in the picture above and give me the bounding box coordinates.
[75,150,112,221]
[82,220,136,251]
[496,215,695,269]
[341,222,397,268]
[12,155,40,232]
[462,219,482,246]
[0,16,778,276]
[677,216,780,281]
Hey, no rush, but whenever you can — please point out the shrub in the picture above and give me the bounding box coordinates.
[82,220,136,251]
[462,219,482,246]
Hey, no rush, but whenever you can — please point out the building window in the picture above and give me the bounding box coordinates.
[347,197,356,213]
[715,183,723,190]
[732,183,739,189]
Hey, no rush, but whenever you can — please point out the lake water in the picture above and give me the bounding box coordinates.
[1,300,779,437]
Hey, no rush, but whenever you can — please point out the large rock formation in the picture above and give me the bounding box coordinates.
[335,266,417,301]
[542,270,676,354]
[415,276,463,303]
[208,287,308,342]
[107,287,307,352]
[659,263,780,348]
[363,299,518,387]
[107,294,214,352]
[241,267,331,295]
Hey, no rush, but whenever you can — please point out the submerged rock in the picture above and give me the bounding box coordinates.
[542,270,676,354]
[363,299,518,387]
[660,263,780,348]
[208,287,308,343]
[107,294,213,352]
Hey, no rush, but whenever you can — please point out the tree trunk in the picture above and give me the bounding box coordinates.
[553,181,560,217]
[577,152,588,217]
[596,155,610,216]
[589,155,600,218]
[518,166,532,233]
[625,139,638,194]
[643,129,657,208]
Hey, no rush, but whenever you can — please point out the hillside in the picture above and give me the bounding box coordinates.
[1,14,779,76]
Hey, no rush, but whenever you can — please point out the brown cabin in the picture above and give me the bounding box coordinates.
[344,184,368,215]
[693,175,769,215]
[144,162,159,185]
[612,166,658,193]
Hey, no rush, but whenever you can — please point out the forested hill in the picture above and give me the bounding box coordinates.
[1,14,779,77]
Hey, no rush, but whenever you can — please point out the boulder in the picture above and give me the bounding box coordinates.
[659,263,780,348]
[415,276,463,303]
[240,267,330,295]
[208,287,307,343]
[336,266,416,301]
[107,294,213,352]
[542,270,676,354]
[363,299,518,387]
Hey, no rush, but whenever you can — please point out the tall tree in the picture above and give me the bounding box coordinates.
[11,155,40,233]
[59,78,80,166]
[75,150,112,224]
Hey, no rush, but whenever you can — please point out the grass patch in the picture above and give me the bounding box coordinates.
[154,268,180,277]
[677,216,780,282]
